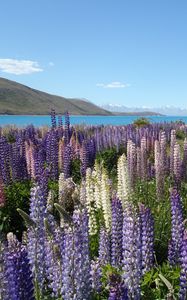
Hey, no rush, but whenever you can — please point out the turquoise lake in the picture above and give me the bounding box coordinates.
[0,115,187,127]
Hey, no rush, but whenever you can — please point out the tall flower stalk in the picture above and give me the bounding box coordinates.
[62,208,91,299]
[179,230,187,300]
[139,203,154,274]
[168,188,184,265]
[27,185,47,295]
[111,197,123,268]
[122,203,142,299]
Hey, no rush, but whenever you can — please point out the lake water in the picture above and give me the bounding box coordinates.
[0,115,187,127]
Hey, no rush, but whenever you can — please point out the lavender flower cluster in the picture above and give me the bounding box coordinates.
[1,113,187,299]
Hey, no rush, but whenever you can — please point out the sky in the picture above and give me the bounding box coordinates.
[0,0,187,108]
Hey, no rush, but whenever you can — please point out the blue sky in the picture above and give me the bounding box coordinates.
[0,0,187,108]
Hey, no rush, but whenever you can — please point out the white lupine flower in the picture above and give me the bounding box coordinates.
[47,190,54,212]
[117,154,129,207]
[173,143,182,182]
[58,139,64,171]
[100,168,111,231]
[80,180,87,205]
[85,168,97,235]
[25,141,35,178]
[58,172,65,201]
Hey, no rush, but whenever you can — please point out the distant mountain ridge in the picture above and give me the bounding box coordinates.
[0,77,111,115]
[0,77,164,116]
[101,104,187,116]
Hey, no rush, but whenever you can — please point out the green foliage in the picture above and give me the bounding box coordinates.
[4,132,16,143]
[141,263,180,299]
[101,263,122,287]
[133,117,150,127]
[132,179,171,263]
[0,180,31,239]
[70,158,82,184]
[48,180,59,200]
[89,208,106,258]
[17,208,36,228]
[91,264,122,300]
[96,146,125,180]
[174,120,185,125]
[176,129,186,140]
[89,234,99,259]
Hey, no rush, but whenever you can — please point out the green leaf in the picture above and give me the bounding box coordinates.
[159,273,174,294]
[54,203,72,223]
[17,208,36,228]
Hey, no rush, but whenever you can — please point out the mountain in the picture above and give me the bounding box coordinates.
[0,78,111,115]
[112,111,163,116]
[101,104,187,116]
[101,104,163,115]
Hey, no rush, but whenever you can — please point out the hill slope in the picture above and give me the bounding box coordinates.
[0,77,111,115]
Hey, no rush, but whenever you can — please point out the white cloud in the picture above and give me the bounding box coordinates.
[49,62,54,67]
[0,59,43,75]
[96,81,130,88]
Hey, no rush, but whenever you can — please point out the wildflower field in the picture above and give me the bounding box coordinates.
[1,112,187,299]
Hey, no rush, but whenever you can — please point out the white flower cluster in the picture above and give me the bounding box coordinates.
[85,162,112,234]
[117,154,130,207]
[85,168,98,235]
[100,168,111,231]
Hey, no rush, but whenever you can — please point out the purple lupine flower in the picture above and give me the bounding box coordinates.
[15,137,28,181]
[62,208,91,299]
[18,246,34,300]
[99,227,111,265]
[111,197,123,268]
[63,143,71,179]
[45,237,63,296]
[122,203,142,300]
[0,137,11,184]
[4,233,34,300]
[27,185,47,291]
[170,130,176,176]
[136,147,141,179]
[58,114,63,128]
[61,229,75,299]
[173,143,182,185]
[24,125,36,141]
[127,140,136,189]
[4,233,20,300]
[73,208,91,299]
[57,115,64,138]
[183,138,187,181]
[139,203,154,274]
[34,147,46,179]
[0,177,5,207]
[9,143,19,181]
[159,131,167,176]
[140,137,147,181]
[90,258,102,293]
[81,209,92,295]
[51,108,57,128]
[0,239,7,299]
[64,111,70,145]
[154,140,164,200]
[80,141,88,177]
[179,230,187,300]
[44,212,64,297]
[36,167,49,200]
[46,129,59,180]
[168,188,184,265]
